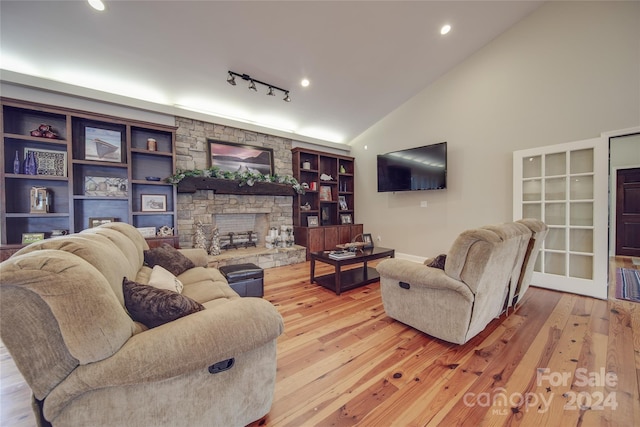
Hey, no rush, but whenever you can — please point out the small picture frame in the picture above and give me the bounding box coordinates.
[88,217,116,228]
[340,214,352,225]
[141,194,167,212]
[338,195,348,210]
[307,216,319,227]
[136,227,157,238]
[22,232,45,244]
[362,233,374,249]
[319,185,332,201]
[84,127,123,163]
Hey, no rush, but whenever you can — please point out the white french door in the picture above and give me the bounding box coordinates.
[513,137,608,299]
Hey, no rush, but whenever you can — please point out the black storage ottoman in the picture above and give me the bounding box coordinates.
[219,263,264,297]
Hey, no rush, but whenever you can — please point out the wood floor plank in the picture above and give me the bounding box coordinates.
[480,292,576,427]
[605,300,637,425]
[432,287,564,426]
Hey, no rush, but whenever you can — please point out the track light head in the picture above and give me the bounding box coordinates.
[248,80,257,91]
[283,92,291,102]
[267,87,275,96]
[227,73,236,86]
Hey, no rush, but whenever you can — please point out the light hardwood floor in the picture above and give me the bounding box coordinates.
[1,257,638,426]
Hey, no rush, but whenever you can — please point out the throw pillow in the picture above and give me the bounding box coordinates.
[427,254,447,270]
[144,243,195,276]
[122,278,204,328]
[148,265,184,293]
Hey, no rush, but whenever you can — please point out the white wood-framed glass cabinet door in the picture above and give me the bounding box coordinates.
[513,137,608,299]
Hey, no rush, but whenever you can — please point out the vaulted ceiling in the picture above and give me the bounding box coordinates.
[0,1,542,145]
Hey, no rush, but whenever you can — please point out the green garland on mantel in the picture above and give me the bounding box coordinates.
[166,167,305,194]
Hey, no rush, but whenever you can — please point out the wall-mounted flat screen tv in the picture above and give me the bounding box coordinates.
[377,142,447,192]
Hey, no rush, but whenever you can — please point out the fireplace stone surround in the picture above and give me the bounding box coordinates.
[174,117,306,269]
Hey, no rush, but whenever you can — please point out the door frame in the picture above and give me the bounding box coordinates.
[606,127,640,256]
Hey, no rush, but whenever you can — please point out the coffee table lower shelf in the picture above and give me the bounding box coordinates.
[313,266,380,294]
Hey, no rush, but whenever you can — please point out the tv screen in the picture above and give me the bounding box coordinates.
[377,142,447,192]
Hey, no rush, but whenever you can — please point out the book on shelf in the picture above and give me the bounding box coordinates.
[328,250,356,260]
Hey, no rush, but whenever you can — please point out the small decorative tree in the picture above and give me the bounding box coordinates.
[194,220,207,250]
[209,227,221,255]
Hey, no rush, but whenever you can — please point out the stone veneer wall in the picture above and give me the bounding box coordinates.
[174,116,295,249]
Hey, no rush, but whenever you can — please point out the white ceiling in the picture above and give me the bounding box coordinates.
[0,1,542,145]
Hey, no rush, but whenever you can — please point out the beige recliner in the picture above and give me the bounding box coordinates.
[376,221,537,344]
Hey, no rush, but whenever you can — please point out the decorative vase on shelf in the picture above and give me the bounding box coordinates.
[25,152,37,175]
[13,150,20,174]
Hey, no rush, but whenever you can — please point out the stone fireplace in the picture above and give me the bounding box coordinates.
[173,117,306,268]
[177,192,305,268]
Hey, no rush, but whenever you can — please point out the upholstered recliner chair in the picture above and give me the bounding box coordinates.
[376,221,535,345]
[0,223,283,426]
[512,218,549,308]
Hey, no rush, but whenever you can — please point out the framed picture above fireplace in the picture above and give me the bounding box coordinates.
[208,140,274,176]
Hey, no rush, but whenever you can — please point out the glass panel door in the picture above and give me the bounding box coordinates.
[514,137,608,299]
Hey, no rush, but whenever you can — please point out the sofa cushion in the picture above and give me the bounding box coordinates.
[144,244,195,276]
[179,267,239,303]
[148,265,184,293]
[122,278,204,328]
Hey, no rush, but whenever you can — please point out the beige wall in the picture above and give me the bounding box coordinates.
[349,1,640,259]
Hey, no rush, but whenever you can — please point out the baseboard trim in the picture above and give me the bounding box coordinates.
[394,252,427,263]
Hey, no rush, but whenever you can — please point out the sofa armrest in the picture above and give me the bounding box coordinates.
[376,259,474,301]
[178,248,209,267]
[44,297,283,420]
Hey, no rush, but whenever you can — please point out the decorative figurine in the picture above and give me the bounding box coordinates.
[157,225,174,237]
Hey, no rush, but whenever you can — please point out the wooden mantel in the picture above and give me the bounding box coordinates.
[176,177,296,196]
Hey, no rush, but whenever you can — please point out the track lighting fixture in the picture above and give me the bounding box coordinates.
[226,70,291,102]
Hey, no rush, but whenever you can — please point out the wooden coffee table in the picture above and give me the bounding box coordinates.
[310,247,395,295]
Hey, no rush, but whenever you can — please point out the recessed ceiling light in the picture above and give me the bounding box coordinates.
[301,78,310,87]
[440,24,451,35]
[88,0,105,11]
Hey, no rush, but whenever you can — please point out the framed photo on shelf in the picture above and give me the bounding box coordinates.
[338,195,348,210]
[340,214,352,225]
[24,148,67,177]
[22,232,45,244]
[84,176,128,197]
[319,185,332,201]
[88,217,116,228]
[208,140,274,175]
[136,227,157,238]
[141,194,167,212]
[84,127,123,163]
[362,233,374,249]
[321,206,331,225]
[307,216,319,227]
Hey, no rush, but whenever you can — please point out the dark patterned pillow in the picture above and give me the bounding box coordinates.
[122,278,204,328]
[427,254,447,270]
[144,243,195,276]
